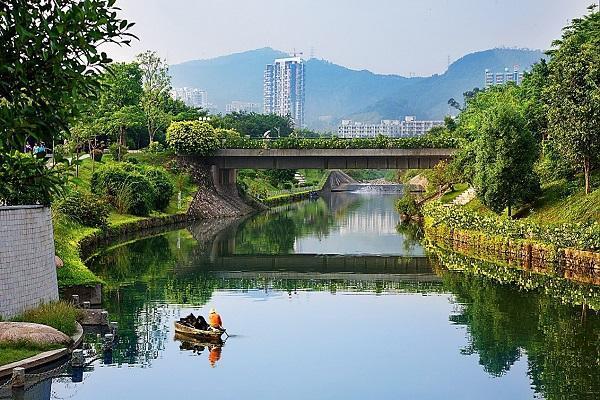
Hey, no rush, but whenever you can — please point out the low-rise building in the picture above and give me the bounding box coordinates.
[225,101,261,114]
[337,117,444,138]
[484,66,525,87]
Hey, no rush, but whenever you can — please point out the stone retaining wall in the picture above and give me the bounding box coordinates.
[0,206,58,319]
[426,225,600,285]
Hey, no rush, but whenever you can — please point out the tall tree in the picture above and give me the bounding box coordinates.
[136,51,171,144]
[545,6,600,194]
[473,101,540,217]
[98,62,144,146]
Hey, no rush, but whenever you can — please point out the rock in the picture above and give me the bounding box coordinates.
[0,322,71,346]
[55,255,64,268]
[408,174,429,191]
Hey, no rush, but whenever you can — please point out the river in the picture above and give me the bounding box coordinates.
[41,192,600,399]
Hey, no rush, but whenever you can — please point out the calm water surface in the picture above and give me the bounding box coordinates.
[42,193,599,399]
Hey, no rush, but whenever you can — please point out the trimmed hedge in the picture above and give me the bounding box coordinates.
[222,135,459,150]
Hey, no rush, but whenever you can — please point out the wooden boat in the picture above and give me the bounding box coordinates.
[174,321,225,341]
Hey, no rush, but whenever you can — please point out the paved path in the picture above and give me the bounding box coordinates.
[452,187,476,206]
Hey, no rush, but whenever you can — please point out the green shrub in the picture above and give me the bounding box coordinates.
[396,191,420,218]
[0,150,65,206]
[166,120,221,155]
[91,164,155,216]
[142,166,174,211]
[108,143,128,161]
[145,141,166,153]
[12,301,82,336]
[56,191,109,228]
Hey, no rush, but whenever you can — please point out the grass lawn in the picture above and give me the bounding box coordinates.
[525,176,600,224]
[458,171,599,224]
[1,302,81,366]
[440,183,469,204]
[0,346,47,366]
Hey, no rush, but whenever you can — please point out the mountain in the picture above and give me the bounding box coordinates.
[169,47,546,130]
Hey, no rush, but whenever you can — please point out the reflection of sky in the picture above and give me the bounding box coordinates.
[50,290,534,400]
[294,194,424,256]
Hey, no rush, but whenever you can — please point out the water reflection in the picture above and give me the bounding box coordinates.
[36,193,600,400]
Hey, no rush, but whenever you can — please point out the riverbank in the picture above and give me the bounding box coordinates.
[54,153,199,288]
[421,175,600,285]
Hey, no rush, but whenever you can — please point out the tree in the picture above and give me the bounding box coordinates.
[0,0,134,205]
[0,0,134,150]
[136,51,172,144]
[473,102,540,217]
[215,112,293,138]
[545,6,600,194]
[98,62,144,146]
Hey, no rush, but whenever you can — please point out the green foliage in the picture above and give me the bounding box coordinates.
[534,140,573,183]
[0,151,65,206]
[213,111,293,138]
[545,8,600,194]
[223,134,459,151]
[166,120,221,155]
[263,169,296,187]
[424,202,600,251]
[145,141,166,153]
[140,166,174,211]
[472,101,540,216]
[429,160,453,193]
[395,191,420,218]
[137,51,172,143]
[56,190,109,228]
[91,164,155,216]
[12,301,83,336]
[0,0,134,149]
[108,143,128,161]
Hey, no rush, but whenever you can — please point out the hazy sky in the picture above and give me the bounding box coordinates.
[108,0,594,76]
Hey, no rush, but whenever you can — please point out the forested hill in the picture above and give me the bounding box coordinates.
[170,47,546,129]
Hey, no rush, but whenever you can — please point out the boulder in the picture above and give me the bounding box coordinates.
[0,322,71,346]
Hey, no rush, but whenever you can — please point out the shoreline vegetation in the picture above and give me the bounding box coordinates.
[0,302,81,367]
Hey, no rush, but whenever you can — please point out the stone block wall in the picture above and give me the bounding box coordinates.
[0,206,58,319]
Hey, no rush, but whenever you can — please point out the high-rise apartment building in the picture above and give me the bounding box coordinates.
[264,57,305,127]
[484,66,525,87]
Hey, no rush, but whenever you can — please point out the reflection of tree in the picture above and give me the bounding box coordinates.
[434,249,600,399]
[396,222,423,253]
[233,199,336,254]
[443,272,536,376]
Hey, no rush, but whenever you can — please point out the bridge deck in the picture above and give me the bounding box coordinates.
[203,148,455,169]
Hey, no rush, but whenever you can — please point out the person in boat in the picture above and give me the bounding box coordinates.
[194,315,209,331]
[208,308,223,331]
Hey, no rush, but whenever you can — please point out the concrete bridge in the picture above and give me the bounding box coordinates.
[204,148,455,170]
[178,147,454,217]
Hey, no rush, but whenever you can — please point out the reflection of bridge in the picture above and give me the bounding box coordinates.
[177,253,440,283]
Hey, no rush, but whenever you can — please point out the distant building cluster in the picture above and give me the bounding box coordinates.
[484,66,525,87]
[338,117,444,138]
[225,101,261,114]
[170,87,209,108]
[264,57,305,127]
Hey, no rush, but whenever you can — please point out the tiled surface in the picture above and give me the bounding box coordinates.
[0,206,59,318]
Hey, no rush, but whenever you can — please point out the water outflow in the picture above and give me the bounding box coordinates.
[348,184,404,194]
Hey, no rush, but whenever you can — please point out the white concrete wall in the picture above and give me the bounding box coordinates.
[0,206,58,319]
